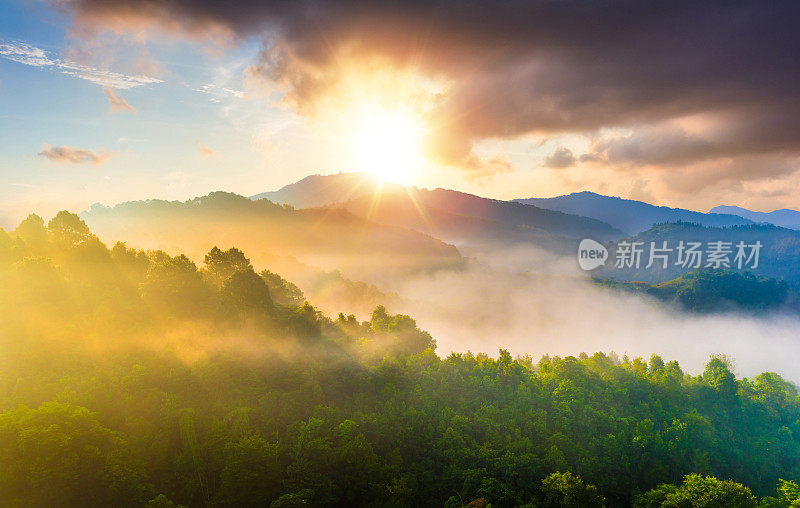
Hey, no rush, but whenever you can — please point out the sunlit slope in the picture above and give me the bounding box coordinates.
[81,191,462,285]
[253,173,624,249]
[252,172,388,209]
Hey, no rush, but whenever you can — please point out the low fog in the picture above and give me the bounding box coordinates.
[67,203,800,383]
[393,244,800,383]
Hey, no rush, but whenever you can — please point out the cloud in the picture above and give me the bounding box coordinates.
[38,145,113,165]
[193,83,244,102]
[57,1,800,185]
[197,143,217,157]
[583,114,800,169]
[575,121,800,195]
[0,41,56,66]
[58,60,162,88]
[460,155,513,183]
[628,178,655,204]
[661,155,798,194]
[544,147,576,169]
[103,87,135,112]
[0,40,162,89]
[582,126,718,167]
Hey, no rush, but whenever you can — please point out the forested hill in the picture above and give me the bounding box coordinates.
[80,191,463,286]
[2,212,800,507]
[596,268,791,314]
[598,222,800,286]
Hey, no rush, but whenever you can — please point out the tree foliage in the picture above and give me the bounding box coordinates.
[1,213,800,507]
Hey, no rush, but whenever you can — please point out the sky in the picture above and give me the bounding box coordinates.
[2,0,800,228]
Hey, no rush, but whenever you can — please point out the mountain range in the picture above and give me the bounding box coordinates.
[82,173,800,291]
[515,191,754,235]
[252,174,800,287]
[252,173,623,250]
[711,205,800,229]
[257,174,800,243]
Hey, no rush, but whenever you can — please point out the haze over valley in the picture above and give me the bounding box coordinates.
[73,172,800,382]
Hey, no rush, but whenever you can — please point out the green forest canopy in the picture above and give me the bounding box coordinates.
[2,212,800,507]
[595,268,791,313]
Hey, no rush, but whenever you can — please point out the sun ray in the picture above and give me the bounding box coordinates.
[364,178,387,222]
[403,186,437,237]
[309,172,381,230]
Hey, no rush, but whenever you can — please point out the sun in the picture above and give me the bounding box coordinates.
[351,107,426,184]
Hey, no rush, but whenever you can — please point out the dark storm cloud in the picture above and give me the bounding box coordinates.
[61,0,800,176]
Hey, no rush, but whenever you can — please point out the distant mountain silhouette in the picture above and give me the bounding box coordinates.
[711,205,800,229]
[515,191,753,235]
[252,174,624,249]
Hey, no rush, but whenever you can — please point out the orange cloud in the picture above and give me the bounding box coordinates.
[38,144,112,165]
[103,87,136,113]
[198,144,218,157]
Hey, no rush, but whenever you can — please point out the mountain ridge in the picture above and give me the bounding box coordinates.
[711,205,800,229]
[515,191,754,234]
[251,173,624,248]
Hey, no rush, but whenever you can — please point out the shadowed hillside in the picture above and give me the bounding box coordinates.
[597,222,800,285]
[517,191,753,235]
